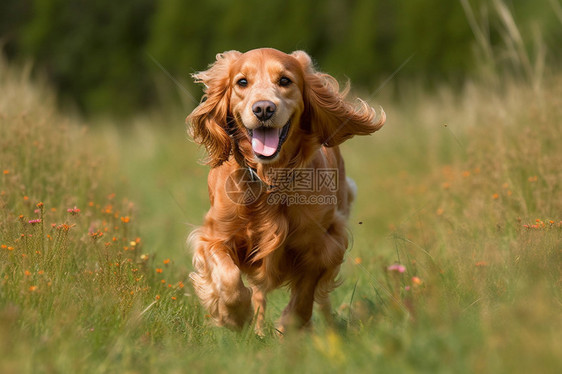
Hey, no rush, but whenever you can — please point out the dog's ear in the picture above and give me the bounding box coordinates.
[187,51,241,167]
[292,50,385,147]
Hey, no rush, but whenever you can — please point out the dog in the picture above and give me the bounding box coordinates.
[187,48,385,334]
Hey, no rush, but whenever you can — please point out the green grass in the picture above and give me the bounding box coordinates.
[1,52,561,373]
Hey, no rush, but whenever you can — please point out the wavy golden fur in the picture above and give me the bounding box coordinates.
[187,48,385,334]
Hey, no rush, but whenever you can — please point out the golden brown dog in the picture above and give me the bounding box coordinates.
[187,48,385,334]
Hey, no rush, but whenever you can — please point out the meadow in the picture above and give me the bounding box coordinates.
[1,43,561,374]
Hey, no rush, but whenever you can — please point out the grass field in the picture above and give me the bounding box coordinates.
[1,44,561,373]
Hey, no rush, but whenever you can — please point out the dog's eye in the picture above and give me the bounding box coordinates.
[236,78,248,87]
[279,77,292,87]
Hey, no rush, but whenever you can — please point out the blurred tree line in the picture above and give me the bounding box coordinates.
[1,0,560,116]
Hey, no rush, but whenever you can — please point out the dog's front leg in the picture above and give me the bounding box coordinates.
[251,285,267,336]
[277,273,322,334]
[190,239,252,330]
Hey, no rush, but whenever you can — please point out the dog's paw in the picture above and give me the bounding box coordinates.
[216,285,253,330]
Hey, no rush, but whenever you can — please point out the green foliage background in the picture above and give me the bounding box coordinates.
[1,0,561,115]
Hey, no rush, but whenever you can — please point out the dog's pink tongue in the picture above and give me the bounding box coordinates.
[251,127,280,157]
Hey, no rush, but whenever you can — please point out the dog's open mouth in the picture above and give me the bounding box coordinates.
[248,121,291,160]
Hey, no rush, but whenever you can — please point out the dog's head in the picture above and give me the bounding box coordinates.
[187,48,385,168]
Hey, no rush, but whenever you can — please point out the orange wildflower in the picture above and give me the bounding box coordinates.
[156,268,163,273]
[412,276,423,285]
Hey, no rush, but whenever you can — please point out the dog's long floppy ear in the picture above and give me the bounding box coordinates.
[292,50,386,147]
[187,51,241,167]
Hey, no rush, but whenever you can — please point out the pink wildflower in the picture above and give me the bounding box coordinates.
[387,264,406,273]
[67,206,80,215]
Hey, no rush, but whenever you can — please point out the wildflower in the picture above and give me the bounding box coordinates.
[29,286,38,292]
[387,264,406,273]
[436,208,444,216]
[67,206,80,215]
[354,257,362,265]
[8,247,14,251]
[89,231,103,240]
[163,259,170,265]
[23,196,29,201]
[88,201,95,207]
[3,170,9,175]
[156,268,163,273]
[177,281,184,289]
[1,245,6,250]
[462,170,471,178]
[528,176,538,182]
[140,254,149,261]
[121,216,130,223]
[171,296,177,300]
[59,224,74,232]
[24,270,31,276]
[130,241,137,247]
[475,261,488,267]
[37,270,44,275]
[492,193,499,199]
[155,295,160,300]
[160,279,166,284]
[412,276,423,285]
[28,219,41,224]
[36,202,43,208]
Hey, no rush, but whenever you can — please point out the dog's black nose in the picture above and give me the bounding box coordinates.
[252,100,276,121]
